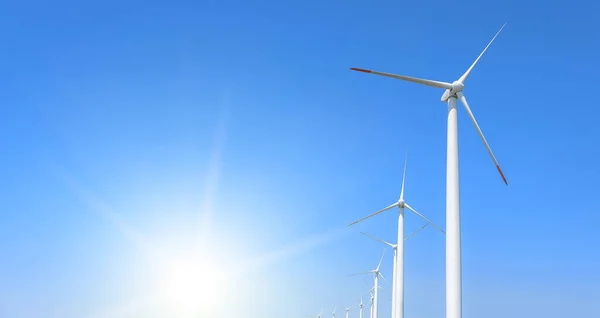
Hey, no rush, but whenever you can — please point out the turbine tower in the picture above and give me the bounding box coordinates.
[349,158,445,318]
[350,250,387,318]
[349,24,509,318]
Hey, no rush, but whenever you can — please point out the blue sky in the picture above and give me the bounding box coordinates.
[1,0,599,317]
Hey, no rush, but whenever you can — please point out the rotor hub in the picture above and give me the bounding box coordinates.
[397,199,405,207]
[451,80,465,93]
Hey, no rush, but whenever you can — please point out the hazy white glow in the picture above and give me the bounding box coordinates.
[159,257,228,316]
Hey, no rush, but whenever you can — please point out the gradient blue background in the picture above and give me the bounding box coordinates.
[1,0,599,317]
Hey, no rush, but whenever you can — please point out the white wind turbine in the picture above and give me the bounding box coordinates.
[358,295,364,318]
[349,158,445,318]
[350,24,509,318]
[350,250,387,318]
[360,223,428,318]
[344,305,354,318]
[368,291,374,318]
[306,309,324,318]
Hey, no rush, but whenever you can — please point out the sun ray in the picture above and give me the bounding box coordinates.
[52,167,156,257]
[197,93,231,244]
[45,93,346,318]
[234,227,349,278]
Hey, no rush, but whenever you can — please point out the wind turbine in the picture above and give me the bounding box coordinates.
[344,305,354,318]
[349,24,509,318]
[360,223,429,318]
[349,158,445,318]
[332,305,336,318]
[306,309,324,318]
[358,295,364,318]
[368,291,374,318]
[350,250,387,318]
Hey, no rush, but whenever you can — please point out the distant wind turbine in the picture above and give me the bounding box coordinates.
[349,24,508,318]
[350,250,387,318]
[358,295,364,318]
[345,305,354,318]
[306,309,324,318]
[349,158,444,318]
[368,290,374,318]
[360,223,429,318]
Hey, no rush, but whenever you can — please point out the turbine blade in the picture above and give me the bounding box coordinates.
[348,271,373,277]
[379,272,389,284]
[348,202,399,226]
[458,23,506,84]
[404,203,446,234]
[350,68,453,89]
[404,223,428,241]
[457,92,508,185]
[360,232,395,247]
[376,249,386,271]
[400,154,407,201]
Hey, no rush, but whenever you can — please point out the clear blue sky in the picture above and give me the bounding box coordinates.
[1,0,599,317]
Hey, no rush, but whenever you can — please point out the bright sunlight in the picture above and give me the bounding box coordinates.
[158,256,229,316]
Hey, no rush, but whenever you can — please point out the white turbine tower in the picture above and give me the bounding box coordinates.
[349,158,445,318]
[350,24,509,318]
[350,250,387,318]
[332,306,336,318]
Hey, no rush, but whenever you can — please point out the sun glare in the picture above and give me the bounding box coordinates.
[159,257,229,316]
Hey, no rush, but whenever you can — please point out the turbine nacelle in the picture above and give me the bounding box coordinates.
[396,199,405,208]
[441,81,465,102]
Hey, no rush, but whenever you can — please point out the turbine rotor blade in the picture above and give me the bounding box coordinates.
[360,232,395,248]
[457,92,508,185]
[349,271,373,277]
[400,154,407,201]
[376,249,386,271]
[348,202,399,226]
[404,223,429,241]
[350,68,453,89]
[378,272,389,284]
[404,203,446,234]
[458,23,506,84]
